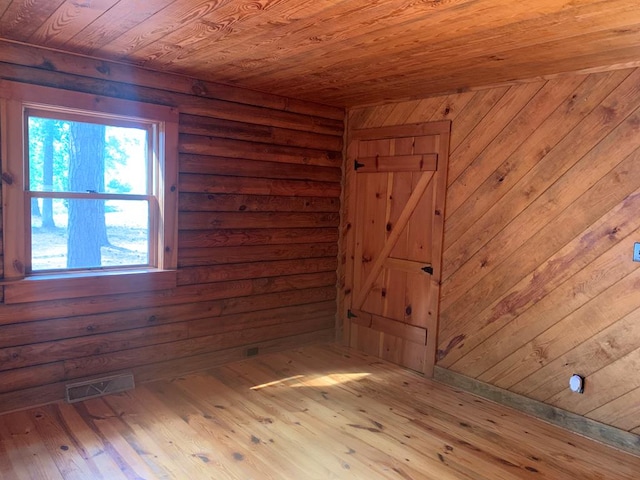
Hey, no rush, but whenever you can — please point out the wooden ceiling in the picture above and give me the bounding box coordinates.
[1,0,640,107]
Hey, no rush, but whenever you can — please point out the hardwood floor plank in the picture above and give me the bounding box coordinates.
[222,359,474,480]
[103,388,267,480]
[0,411,64,480]
[275,350,581,480]
[173,373,357,479]
[53,402,128,480]
[29,405,104,480]
[255,353,544,480]
[319,345,640,478]
[75,398,175,479]
[143,378,327,480]
[1,344,639,479]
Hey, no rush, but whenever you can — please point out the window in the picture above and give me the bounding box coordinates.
[1,81,178,303]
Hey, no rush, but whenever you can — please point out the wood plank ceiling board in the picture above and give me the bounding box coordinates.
[2,0,640,106]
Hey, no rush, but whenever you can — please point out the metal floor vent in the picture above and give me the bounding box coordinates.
[66,373,135,403]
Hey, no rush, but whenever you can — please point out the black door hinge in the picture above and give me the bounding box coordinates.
[347,309,358,319]
[422,265,434,275]
[354,160,365,170]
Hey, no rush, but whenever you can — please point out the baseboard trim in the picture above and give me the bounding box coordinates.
[434,366,640,458]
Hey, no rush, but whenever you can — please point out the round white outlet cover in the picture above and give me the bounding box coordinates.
[569,374,583,393]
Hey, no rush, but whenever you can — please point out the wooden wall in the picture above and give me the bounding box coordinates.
[348,68,640,434]
[0,42,344,413]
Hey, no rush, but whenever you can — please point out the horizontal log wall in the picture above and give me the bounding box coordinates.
[348,68,640,435]
[0,42,344,413]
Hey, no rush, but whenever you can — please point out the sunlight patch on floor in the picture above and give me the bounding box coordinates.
[250,373,371,390]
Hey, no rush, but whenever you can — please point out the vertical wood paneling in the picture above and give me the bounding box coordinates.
[0,43,343,413]
[349,67,640,434]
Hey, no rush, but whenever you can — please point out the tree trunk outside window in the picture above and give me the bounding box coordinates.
[67,122,108,269]
[41,120,56,229]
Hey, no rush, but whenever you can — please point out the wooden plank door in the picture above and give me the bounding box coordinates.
[341,121,451,376]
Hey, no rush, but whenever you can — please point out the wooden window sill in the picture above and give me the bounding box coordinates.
[3,269,177,304]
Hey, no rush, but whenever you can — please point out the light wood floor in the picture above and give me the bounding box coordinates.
[1,343,639,479]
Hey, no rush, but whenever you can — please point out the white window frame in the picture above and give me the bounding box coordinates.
[0,81,179,303]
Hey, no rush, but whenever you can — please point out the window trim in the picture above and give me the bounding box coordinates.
[0,80,179,303]
[25,110,157,274]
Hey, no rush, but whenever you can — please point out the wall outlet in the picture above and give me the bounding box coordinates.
[634,243,640,262]
[569,374,585,394]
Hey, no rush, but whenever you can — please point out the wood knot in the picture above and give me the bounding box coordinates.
[600,106,616,123]
[386,222,392,232]
[195,453,210,463]
[437,334,466,360]
[1,172,14,185]
[95,63,110,75]
[12,259,24,274]
[191,81,208,96]
[405,305,412,315]
[40,59,56,71]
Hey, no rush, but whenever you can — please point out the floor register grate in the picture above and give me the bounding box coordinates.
[65,373,135,403]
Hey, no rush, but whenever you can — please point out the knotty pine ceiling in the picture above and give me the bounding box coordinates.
[1,0,640,107]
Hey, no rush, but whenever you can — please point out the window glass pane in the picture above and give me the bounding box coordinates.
[31,198,149,271]
[27,117,148,195]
